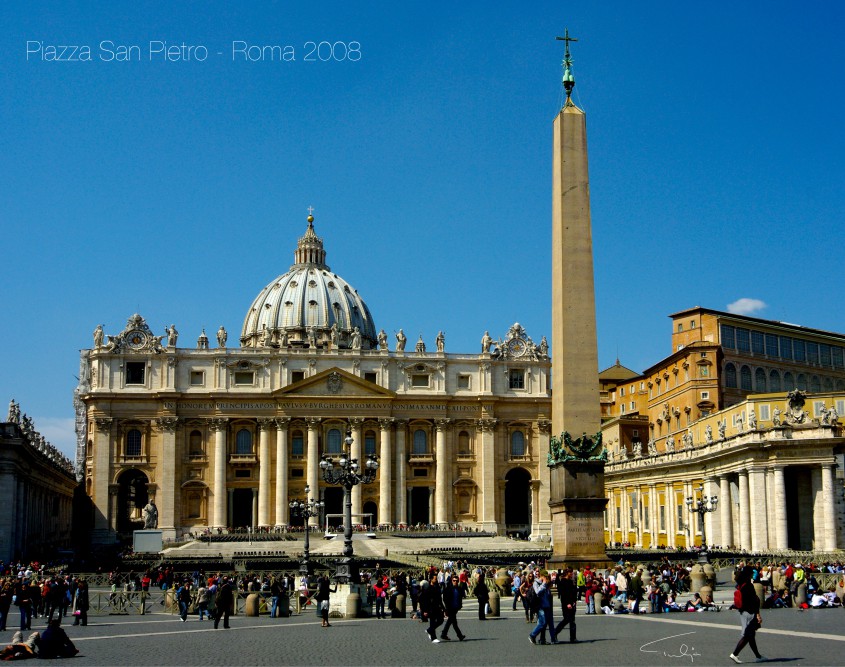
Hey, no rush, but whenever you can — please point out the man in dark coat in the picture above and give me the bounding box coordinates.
[554,568,578,643]
[213,578,234,629]
[419,574,445,643]
[440,574,466,641]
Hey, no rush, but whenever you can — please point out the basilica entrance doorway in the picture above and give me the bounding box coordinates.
[409,487,430,526]
[116,469,149,533]
[231,488,253,529]
[323,487,344,528]
[505,467,532,537]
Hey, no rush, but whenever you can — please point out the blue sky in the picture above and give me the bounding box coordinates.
[2,1,844,459]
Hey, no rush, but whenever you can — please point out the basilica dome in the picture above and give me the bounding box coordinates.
[240,215,378,349]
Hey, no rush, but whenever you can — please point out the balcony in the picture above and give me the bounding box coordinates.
[228,454,257,466]
[407,453,435,464]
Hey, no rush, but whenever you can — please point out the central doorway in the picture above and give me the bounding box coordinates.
[232,488,253,529]
[409,487,430,525]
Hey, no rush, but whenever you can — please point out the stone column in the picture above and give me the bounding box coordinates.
[704,477,720,547]
[378,418,394,525]
[274,418,290,528]
[305,418,320,528]
[257,418,274,528]
[772,466,787,549]
[535,420,553,537]
[92,418,113,539]
[821,464,838,551]
[252,488,258,529]
[748,468,769,550]
[154,417,180,539]
[349,418,363,519]
[434,419,451,526]
[394,420,408,525]
[665,483,675,548]
[738,471,751,551]
[811,467,824,550]
[477,418,498,532]
[648,483,658,546]
[428,487,435,524]
[720,475,733,548]
[209,418,229,529]
[108,484,119,532]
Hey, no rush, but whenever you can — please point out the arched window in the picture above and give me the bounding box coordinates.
[797,374,808,391]
[783,372,795,390]
[740,365,752,391]
[769,370,781,393]
[364,431,376,456]
[236,429,252,455]
[755,368,767,392]
[326,428,342,454]
[458,431,471,456]
[189,430,203,455]
[511,431,525,457]
[413,429,427,455]
[291,431,304,456]
[126,429,142,458]
[823,377,833,392]
[725,363,737,389]
[810,376,821,393]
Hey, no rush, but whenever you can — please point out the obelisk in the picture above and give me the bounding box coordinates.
[547,30,610,569]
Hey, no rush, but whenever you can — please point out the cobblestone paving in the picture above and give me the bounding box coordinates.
[8,600,845,666]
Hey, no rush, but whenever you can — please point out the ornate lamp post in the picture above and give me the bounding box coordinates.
[319,428,379,583]
[289,485,323,575]
[686,484,718,563]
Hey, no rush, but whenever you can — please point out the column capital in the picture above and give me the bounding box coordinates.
[154,416,181,433]
[394,419,409,428]
[435,418,452,431]
[257,418,276,431]
[476,418,498,432]
[348,417,364,427]
[378,417,394,430]
[306,417,322,429]
[275,417,291,429]
[94,417,113,433]
[536,419,551,435]
[207,417,229,432]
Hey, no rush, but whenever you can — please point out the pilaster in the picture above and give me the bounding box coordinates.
[477,418,498,532]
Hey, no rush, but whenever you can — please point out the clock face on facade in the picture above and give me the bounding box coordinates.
[508,338,527,357]
[126,330,148,349]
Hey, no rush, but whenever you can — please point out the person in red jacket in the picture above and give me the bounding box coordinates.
[730,566,765,664]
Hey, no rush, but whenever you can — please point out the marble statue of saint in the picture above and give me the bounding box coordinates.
[829,405,839,424]
[8,399,20,424]
[331,323,339,349]
[142,501,158,529]
[647,438,657,456]
[665,435,675,452]
[395,329,407,352]
[279,329,289,347]
[481,331,493,354]
[772,407,781,426]
[538,336,549,358]
[735,413,744,432]
[260,326,270,348]
[718,419,727,439]
[748,408,757,429]
[705,424,713,444]
[93,324,104,349]
[217,326,227,348]
[435,331,445,352]
[307,326,317,349]
[350,327,362,350]
[377,329,388,350]
[167,324,179,347]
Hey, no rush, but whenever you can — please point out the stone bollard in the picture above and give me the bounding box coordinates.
[245,593,260,617]
[689,564,705,594]
[394,593,407,618]
[487,590,500,617]
[795,582,807,607]
[752,583,764,606]
[772,570,784,596]
[593,591,604,614]
[703,563,716,590]
[346,590,361,618]
[164,589,176,612]
[279,594,291,618]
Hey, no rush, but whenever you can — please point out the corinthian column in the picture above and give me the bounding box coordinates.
[738,471,751,550]
[772,466,787,549]
[305,418,321,528]
[92,418,113,539]
[720,475,733,548]
[349,418,363,519]
[209,418,229,529]
[275,418,290,527]
[257,418,274,528]
[535,420,552,537]
[154,417,180,539]
[821,464,838,551]
[378,418,394,525]
[477,418,498,532]
[394,420,408,525]
[434,419,451,526]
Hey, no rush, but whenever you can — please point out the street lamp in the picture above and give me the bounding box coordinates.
[319,428,379,583]
[686,484,718,563]
[289,485,324,575]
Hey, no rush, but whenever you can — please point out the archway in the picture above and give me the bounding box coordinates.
[232,488,253,529]
[323,487,344,528]
[409,487,430,525]
[116,469,149,534]
[362,501,378,528]
[504,467,532,537]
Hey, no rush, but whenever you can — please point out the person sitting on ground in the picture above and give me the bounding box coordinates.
[38,619,79,659]
[0,631,40,660]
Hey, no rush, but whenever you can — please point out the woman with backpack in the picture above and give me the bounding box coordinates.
[729,566,765,664]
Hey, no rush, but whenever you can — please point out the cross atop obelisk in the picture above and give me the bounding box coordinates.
[555,29,578,103]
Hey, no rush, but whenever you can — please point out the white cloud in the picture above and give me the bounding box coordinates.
[726,298,767,316]
[30,417,77,459]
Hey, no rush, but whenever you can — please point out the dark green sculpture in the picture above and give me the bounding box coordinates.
[548,430,607,465]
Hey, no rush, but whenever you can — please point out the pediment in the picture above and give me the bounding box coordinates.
[274,367,395,398]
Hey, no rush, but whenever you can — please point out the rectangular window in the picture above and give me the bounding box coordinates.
[644,504,650,530]
[291,468,304,478]
[364,372,378,384]
[190,371,204,386]
[736,328,751,352]
[457,374,471,389]
[616,506,621,528]
[765,334,779,357]
[365,434,376,456]
[751,331,764,355]
[620,404,626,414]
[413,468,427,477]
[620,387,625,397]
[677,504,684,529]
[508,369,525,390]
[659,505,666,531]
[234,371,254,385]
[807,342,819,365]
[234,469,251,478]
[813,401,826,417]
[791,339,804,362]
[291,435,304,457]
[677,323,683,333]
[632,429,639,437]
[720,325,736,349]
[126,362,145,385]
[836,399,845,416]
[820,344,831,367]
[690,320,696,329]
[701,391,709,399]
[411,374,430,387]
[759,404,770,420]
[291,371,305,383]
[833,347,844,369]
[630,402,635,411]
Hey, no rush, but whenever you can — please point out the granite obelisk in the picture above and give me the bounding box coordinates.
[547,31,610,569]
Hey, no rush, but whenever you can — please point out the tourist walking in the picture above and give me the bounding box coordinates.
[511,570,522,611]
[196,584,209,620]
[474,571,489,620]
[71,580,89,627]
[440,574,466,641]
[213,577,233,629]
[528,570,557,645]
[420,573,445,643]
[729,566,765,663]
[554,568,577,643]
[315,575,336,627]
